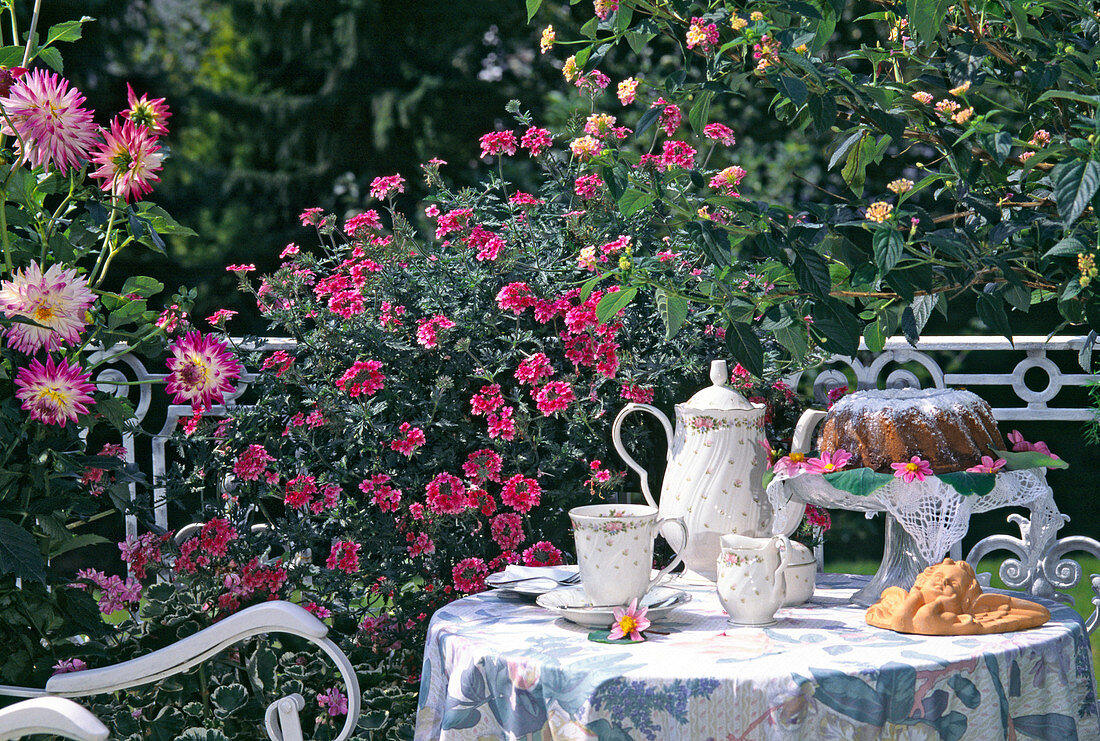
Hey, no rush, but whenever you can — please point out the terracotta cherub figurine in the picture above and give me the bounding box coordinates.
[866,558,1050,635]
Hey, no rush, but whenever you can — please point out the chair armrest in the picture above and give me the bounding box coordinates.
[0,697,109,741]
[45,600,361,740]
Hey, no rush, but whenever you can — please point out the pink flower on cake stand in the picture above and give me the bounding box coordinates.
[891,456,933,483]
[609,598,650,641]
[965,456,1006,474]
[773,451,811,476]
[804,450,852,474]
[1007,430,1058,458]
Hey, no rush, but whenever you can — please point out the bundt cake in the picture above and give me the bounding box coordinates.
[817,388,1005,474]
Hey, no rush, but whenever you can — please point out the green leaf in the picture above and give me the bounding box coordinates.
[687,90,714,135]
[578,275,603,303]
[36,46,62,72]
[588,629,644,644]
[774,322,810,362]
[132,203,198,237]
[45,18,89,45]
[48,533,109,558]
[792,247,831,298]
[247,646,279,694]
[992,449,1068,470]
[775,75,808,107]
[873,229,903,274]
[938,472,997,496]
[211,683,248,717]
[107,299,147,330]
[828,131,863,171]
[120,275,164,298]
[986,131,1013,166]
[841,134,877,195]
[725,322,765,377]
[810,298,861,356]
[1034,90,1100,106]
[822,468,895,496]
[906,0,953,44]
[0,45,23,67]
[177,730,230,741]
[1043,236,1085,259]
[1052,159,1100,225]
[0,519,45,583]
[901,306,920,345]
[863,317,887,352]
[655,289,689,339]
[525,0,543,22]
[618,188,655,217]
[95,396,135,433]
[595,287,636,323]
[976,293,1012,340]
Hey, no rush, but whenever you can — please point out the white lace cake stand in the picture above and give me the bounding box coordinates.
[767,468,1055,606]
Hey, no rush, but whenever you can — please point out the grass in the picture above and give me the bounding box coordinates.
[827,557,1100,676]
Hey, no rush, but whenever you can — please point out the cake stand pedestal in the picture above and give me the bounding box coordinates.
[853,515,930,607]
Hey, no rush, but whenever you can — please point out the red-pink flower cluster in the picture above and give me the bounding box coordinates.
[336,359,385,397]
[285,474,319,509]
[479,130,518,159]
[426,472,469,515]
[521,541,563,566]
[490,513,525,550]
[76,568,142,615]
[574,173,604,199]
[369,174,405,200]
[390,422,426,456]
[686,17,720,52]
[703,122,736,146]
[515,353,555,385]
[416,314,455,348]
[175,518,238,574]
[118,532,171,580]
[326,540,361,573]
[655,100,682,136]
[462,449,504,484]
[234,444,276,482]
[345,210,381,236]
[621,383,655,404]
[661,139,697,170]
[360,474,402,512]
[452,556,489,593]
[534,380,575,416]
[520,127,553,156]
[497,282,537,314]
[261,350,295,378]
[501,474,541,513]
[466,225,506,261]
[407,532,435,557]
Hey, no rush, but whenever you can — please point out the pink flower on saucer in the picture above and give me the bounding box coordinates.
[773,452,811,476]
[609,598,650,641]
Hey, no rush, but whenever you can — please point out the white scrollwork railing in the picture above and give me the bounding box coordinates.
[93,335,1100,633]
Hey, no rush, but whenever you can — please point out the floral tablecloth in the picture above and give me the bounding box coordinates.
[415,574,1099,740]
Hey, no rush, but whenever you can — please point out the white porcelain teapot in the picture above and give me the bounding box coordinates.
[612,360,775,582]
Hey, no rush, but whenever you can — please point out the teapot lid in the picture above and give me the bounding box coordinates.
[684,360,757,410]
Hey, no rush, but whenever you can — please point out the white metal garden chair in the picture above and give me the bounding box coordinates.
[0,697,109,741]
[0,601,361,741]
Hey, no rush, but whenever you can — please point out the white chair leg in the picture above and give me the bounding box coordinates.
[264,693,306,741]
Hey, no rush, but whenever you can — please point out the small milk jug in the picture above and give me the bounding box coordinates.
[716,533,791,626]
[612,360,771,582]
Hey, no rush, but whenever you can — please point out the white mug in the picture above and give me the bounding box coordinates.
[569,504,687,607]
[716,533,790,626]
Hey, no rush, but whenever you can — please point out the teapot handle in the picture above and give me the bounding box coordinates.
[611,403,673,509]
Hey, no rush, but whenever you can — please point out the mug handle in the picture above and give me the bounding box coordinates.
[648,517,688,592]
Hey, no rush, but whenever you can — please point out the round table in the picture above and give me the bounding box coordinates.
[415,574,1099,740]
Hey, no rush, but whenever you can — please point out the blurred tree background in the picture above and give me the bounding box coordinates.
[29,0,1097,552]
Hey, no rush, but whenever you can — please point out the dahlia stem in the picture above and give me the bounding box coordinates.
[8,2,18,50]
[20,0,42,68]
[0,187,10,272]
[90,200,120,287]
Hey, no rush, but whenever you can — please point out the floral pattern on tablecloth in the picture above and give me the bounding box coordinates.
[416,574,1099,740]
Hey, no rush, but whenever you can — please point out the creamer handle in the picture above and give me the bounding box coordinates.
[772,534,791,604]
[791,408,827,454]
[611,403,673,509]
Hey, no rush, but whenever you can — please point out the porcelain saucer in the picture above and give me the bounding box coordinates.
[536,586,691,627]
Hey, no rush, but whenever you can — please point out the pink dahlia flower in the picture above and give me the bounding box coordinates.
[14,355,95,426]
[965,455,1007,474]
[90,117,164,201]
[123,82,171,136]
[891,455,934,483]
[0,261,95,354]
[608,598,650,641]
[165,331,243,411]
[804,449,853,474]
[0,68,98,173]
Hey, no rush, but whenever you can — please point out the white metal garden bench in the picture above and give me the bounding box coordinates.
[783,335,1100,632]
[0,601,361,740]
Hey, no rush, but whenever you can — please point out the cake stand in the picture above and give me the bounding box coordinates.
[766,467,1055,606]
